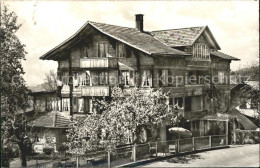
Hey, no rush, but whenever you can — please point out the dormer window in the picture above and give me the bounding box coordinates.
[193,43,210,60]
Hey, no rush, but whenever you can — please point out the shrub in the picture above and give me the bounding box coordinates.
[235,129,260,144]
[43,148,54,155]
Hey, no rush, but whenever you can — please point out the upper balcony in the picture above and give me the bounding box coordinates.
[80,57,117,69]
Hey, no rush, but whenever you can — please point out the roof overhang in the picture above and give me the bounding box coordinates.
[40,22,190,60]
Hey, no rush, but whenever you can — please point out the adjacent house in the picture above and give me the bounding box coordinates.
[32,14,240,150]
[28,84,69,153]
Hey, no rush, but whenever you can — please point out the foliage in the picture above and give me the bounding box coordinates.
[235,130,260,144]
[43,148,54,155]
[231,62,259,81]
[58,144,68,153]
[1,5,31,167]
[66,87,181,153]
[43,70,58,91]
[207,83,259,117]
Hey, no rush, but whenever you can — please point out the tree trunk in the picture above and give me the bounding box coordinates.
[18,142,27,167]
[20,152,27,167]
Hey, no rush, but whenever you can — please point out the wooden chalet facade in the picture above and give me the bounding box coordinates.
[38,14,239,143]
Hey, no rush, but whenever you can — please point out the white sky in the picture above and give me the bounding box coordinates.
[4,0,259,86]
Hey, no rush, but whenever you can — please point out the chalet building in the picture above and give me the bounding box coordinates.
[37,14,240,144]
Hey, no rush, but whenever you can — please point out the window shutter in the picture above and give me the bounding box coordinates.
[84,98,89,113]
[73,97,78,112]
[162,69,168,86]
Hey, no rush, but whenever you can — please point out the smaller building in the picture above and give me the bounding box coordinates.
[28,84,70,153]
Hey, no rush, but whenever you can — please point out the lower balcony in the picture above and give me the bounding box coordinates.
[81,86,110,96]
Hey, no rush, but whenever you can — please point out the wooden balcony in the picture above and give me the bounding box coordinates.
[185,85,204,96]
[80,58,117,69]
[81,86,109,96]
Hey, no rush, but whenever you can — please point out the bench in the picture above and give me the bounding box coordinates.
[169,145,176,153]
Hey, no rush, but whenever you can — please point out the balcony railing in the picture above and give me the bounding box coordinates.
[81,86,109,96]
[80,58,117,68]
[185,84,204,96]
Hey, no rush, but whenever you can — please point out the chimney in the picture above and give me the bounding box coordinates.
[135,14,144,32]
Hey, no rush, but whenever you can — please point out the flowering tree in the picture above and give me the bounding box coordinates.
[66,87,180,153]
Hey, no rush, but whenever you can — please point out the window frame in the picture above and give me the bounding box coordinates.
[98,43,108,58]
[142,70,152,87]
[62,98,70,112]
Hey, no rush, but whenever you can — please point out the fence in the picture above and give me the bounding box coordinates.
[31,135,227,167]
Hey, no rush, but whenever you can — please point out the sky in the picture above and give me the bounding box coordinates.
[4,0,259,86]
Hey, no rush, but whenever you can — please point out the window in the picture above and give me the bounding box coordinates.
[117,43,125,58]
[62,98,70,112]
[142,70,151,87]
[79,71,90,86]
[61,71,69,85]
[187,71,197,85]
[174,97,183,109]
[121,71,130,86]
[185,96,202,112]
[51,97,60,111]
[193,43,210,60]
[99,72,108,85]
[91,71,108,86]
[80,45,88,58]
[98,43,108,58]
[218,71,225,84]
[84,98,92,113]
[78,98,84,113]
[73,72,79,86]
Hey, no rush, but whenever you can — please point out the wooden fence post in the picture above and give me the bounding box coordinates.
[155,142,158,157]
[192,137,195,151]
[177,140,180,153]
[133,144,136,162]
[76,156,79,168]
[209,136,212,148]
[107,150,111,168]
[226,120,229,145]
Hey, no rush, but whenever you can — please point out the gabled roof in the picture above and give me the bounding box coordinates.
[211,51,240,61]
[40,21,189,60]
[151,26,221,50]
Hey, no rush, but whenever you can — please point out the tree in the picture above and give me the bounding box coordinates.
[66,87,181,153]
[43,70,58,91]
[1,5,31,167]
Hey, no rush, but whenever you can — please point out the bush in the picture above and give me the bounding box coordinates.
[58,144,68,153]
[43,148,54,155]
[235,129,260,144]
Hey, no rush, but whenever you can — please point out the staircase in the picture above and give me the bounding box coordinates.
[232,109,258,130]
